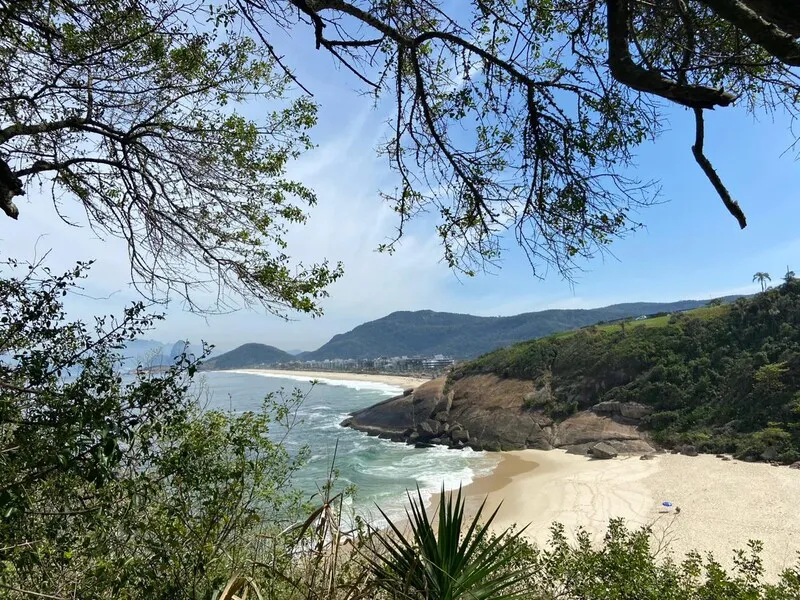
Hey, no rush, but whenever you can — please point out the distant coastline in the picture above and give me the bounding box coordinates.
[217,368,431,389]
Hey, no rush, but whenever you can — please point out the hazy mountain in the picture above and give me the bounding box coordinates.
[201,343,294,370]
[119,339,199,370]
[299,298,741,360]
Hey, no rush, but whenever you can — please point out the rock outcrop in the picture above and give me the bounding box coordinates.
[592,400,653,420]
[588,442,618,459]
[341,374,655,455]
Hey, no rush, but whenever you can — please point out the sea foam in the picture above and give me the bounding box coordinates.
[226,369,404,395]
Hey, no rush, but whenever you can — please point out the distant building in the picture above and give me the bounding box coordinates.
[422,355,455,370]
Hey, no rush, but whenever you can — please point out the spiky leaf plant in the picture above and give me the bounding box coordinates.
[367,486,529,600]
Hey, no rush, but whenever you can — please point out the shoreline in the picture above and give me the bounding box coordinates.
[456,449,800,579]
[218,368,431,389]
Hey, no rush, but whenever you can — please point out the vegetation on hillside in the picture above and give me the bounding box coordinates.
[202,343,295,370]
[302,300,732,360]
[453,279,800,462]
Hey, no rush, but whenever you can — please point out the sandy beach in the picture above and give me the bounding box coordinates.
[461,450,800,578]
[224,368,430,389]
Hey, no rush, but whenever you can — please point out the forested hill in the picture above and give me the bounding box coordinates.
[201,343,294,370]
[301,299,737,360]
[452,280,800,462]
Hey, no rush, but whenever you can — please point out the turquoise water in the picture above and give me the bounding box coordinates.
[197,370,500,522]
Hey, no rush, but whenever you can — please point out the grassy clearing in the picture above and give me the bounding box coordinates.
[550,303,733,338]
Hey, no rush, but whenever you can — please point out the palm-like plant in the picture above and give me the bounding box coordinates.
[367,486,529,600]
[753,272,771,292]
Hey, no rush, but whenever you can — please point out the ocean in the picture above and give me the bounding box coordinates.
[197,370,500,523]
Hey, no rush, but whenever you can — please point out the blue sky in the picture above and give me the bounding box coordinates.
[2,26,799,353]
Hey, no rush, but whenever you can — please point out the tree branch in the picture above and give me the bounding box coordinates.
[607,0,736,108]
[699,0,800,65]
[691,107,747,228]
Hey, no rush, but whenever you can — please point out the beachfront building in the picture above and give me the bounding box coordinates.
[422,354,456,370]
[271,353,455,375]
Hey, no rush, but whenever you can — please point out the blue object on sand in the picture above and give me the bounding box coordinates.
[662,501,673,507]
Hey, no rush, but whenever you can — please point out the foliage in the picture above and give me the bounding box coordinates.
[5,1,799,299]
[232,0,800,276]
[367,486,529,600]
[0,259,308,599]
[754,272,773,293]
[505,519,800,599]
[0,0,341,314]
[452,280,800,461]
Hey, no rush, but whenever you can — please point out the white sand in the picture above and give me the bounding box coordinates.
[223,368,430,389]
[463,450,800,578]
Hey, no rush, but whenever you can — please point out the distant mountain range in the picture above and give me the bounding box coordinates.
[201,297,741,369]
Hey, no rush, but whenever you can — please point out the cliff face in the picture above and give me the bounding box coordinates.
[342,374,654,454]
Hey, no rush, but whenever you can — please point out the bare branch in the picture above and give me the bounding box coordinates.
[691,107,747,228]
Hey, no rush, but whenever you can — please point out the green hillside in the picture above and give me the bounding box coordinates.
[301,299,738,360]
[202,343,294,369]
[452,281,800,462]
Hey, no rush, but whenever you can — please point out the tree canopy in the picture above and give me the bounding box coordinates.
[0,0,341,314]
[2,0,798,308]
[234,0,799,276]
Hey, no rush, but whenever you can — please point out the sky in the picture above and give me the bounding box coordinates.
[2,22,799,354]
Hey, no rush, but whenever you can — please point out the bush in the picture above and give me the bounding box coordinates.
[0,260,309,599]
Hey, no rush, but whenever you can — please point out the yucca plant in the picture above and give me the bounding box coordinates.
[366,486,530,600]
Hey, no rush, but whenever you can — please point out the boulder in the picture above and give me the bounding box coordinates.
[434,412,449,423]
[678,445,698,457]
[403,388,414,396]
[407,432,420,443]
[415,441,436,449]
[721,456,731,461]
[430,437,443,445]
[340,417,353,427]
[592,401,652,420]
[589,442,618,459]
[550,412,643,447]
[417,420,438,440]
[640,454,655,460]
[451,429,470,444]
[450,422,464,432]
[425,418,442,433]
[433,392,452,414]
[441,422,450,434]
[619,402,653,420]
[790,461,800,469]
[342,378,445,439]
[592,401,622,415]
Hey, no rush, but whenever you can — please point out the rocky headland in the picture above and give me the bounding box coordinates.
[341,375,656,457]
